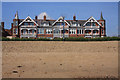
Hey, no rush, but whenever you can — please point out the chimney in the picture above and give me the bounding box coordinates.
[44,15,46,21]
[35,16,37,20]
[1,22,4,28]
[11,23,13,28]
[73,15,76,21]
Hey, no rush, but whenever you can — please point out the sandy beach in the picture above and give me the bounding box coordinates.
[2,41,118,78]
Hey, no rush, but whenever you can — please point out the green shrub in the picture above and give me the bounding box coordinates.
[2,37,120,41]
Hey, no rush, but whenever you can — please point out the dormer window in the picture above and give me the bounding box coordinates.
[92,22,96,26]
[86,22,91,26]
[30,23,34,26]
[24,22,28,26]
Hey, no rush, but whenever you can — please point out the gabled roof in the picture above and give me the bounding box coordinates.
[66,20,87,26]
[52,16,70,26]
[83,16,101,26]
[19,16,38,26]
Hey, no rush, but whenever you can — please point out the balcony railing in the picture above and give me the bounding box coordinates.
[53,34,69,38]
[85,33,92,35]
[85,26,99,28]
[21,33,36,37]
[54,26,69,29]
[21,25,36,27]
[93,33,99,35]
[85,33,99,35]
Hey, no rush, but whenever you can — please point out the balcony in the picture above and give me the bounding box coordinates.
[54,25,69,29]
[53,34,69,38]
[85,33,92,35]
[21,33,36,38]
[93,33,99,35]
[21,25,36,27]
[85,26,99,28]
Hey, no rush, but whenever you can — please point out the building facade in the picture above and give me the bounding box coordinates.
[11,11,106,39]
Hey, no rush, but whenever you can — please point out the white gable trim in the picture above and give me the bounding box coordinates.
[52,16,70,26]
[83,16,101,26]
[19,16,38,26]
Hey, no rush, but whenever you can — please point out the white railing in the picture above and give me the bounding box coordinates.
[21,33,36,37]
[93,33,99,35]
[85,26,99,28]
[85,33,92,35]
[21,25,36,27]
[53,34,69,38]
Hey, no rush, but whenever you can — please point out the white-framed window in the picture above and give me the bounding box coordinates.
[14,21,18,26]
[86,22,91,26]
[13,28,18,34]
[46,29,52,34]
[30,23,34,26]
[54,29,60,34]
[32,30,34,34]
[37,28,44,34]
[92,22,96,26]
[93,30,98,34]
[102,30,104,34]
[77,29,83,34]
[37,29,39,34]
[15,21,18,26]
[69,29,76,34]
[24,22,28,26]
[23,29,26,34]
[101,22,104,26]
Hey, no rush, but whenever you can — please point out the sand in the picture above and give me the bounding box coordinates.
[2,41,118,78]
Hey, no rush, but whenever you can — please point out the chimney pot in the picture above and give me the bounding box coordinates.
[1,22,4,28]
[35,16,37,20]
[44,15,46,21]
[73,15,76,21]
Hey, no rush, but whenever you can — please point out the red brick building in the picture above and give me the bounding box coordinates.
[2,11,106,39]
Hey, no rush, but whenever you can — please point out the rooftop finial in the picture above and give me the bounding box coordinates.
[100,11,104,20]
[15,11,19,19]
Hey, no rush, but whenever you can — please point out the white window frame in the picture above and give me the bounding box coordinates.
[70,29,76,34]
[46,29,52,34]
[23,29,26,34]
[38,28,44,34]
[77,29,83,34]
[102,30,104,34]
[32,30,34,34]
[13,28,18,35]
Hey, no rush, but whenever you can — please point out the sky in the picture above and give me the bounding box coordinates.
[2,2,118,36]
[1,0,120,2]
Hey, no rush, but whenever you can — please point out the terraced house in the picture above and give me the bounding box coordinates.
[9,11,106,39]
